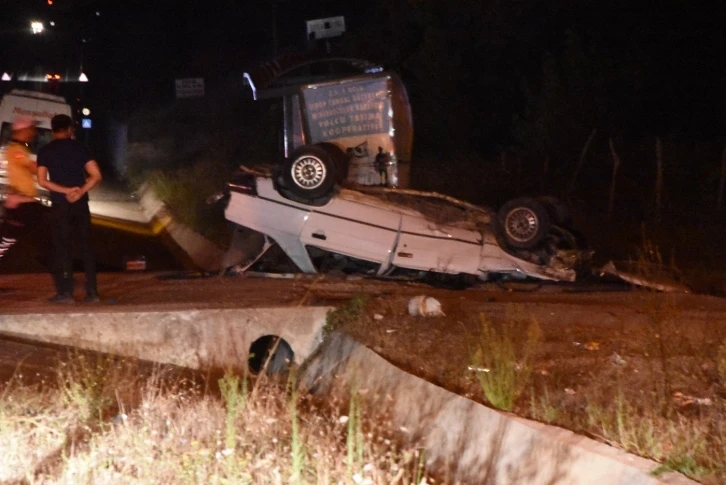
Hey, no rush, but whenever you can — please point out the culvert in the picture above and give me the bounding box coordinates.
[248,335,294,375]
[0,307,329,371]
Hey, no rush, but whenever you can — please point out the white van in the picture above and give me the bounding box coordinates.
[0,89,72,203]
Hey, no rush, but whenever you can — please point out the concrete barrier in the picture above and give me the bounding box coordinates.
[299,332,697,485]
[0,307,330,371]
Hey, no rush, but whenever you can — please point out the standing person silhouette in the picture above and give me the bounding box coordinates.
[374,146,391,186]
[37,114,102,304]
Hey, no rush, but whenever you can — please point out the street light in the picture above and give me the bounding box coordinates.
[30,21,44,34]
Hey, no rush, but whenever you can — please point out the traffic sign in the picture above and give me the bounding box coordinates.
[306,16,345,40]
[175,78,205,98]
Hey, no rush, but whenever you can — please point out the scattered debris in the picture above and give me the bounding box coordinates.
[599,260,690,293]
[468,366,490,373]
[373,313,384,320]
[673,392,713,407]
[611,352,627,366]
[585,341,600,351]
[124,255,147,271]
[111,413,128,425]
[408,295,445,317]
[565,388,576,395]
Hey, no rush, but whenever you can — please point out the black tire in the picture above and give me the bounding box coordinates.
[316,142,350,184]
[497,197,550,250]
[536,195,572,227]
[281,145,338,200]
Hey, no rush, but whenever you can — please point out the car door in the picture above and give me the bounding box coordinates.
[391,214,483,275]
[300,196,401,267]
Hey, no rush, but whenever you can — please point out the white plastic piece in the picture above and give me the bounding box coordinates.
[408,295,445,317]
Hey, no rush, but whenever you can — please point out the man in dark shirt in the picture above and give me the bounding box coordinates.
[37,114,102,304]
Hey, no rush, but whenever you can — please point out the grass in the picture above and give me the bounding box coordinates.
[471,313,541,411]
[717,338,726,387]
[459,280,726,483]
[144,158,233,245]
[529,385,558,424]
[524,365,726,482]
[0,354,435,484]
[521,290,726,483]
[582,391,724,478]
[325,295,368,336]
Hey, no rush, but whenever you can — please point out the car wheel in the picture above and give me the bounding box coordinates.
[316,142,349,184]
[282,145,338,200]
[497,197,550,250]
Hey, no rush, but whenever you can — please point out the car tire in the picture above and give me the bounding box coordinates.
[281,145,338,200]
[497,197,550,250]
[316,142,349,184]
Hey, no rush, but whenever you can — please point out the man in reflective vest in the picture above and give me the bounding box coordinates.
[0,115,40,260]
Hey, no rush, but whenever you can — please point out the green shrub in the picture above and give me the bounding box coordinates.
[472,313,541,411]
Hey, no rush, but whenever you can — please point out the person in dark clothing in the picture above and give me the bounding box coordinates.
[37,114,102,304]
[374,146,391,186]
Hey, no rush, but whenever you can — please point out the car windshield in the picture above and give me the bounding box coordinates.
[0,122,54,154]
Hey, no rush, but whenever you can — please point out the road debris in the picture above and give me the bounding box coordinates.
[373,313,384,320]
[408,295,445,317]
[599,260,690,293]
[611,352,627,366]
[111,413,128,425]
[673,392,713,407]
[585,341,600,351]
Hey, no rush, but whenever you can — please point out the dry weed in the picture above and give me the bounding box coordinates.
[0,356,434,484]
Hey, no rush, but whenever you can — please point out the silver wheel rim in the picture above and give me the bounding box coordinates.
[505,208,538,243]
[291,156,326,190]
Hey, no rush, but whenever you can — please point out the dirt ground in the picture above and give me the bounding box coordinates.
[320,281,724,405]
[313,279,726,483]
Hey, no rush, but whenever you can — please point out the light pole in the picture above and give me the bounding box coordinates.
[79,38,88,82]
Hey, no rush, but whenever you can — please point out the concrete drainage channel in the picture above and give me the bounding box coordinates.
[0,307,328,371]
[0,308,696,485]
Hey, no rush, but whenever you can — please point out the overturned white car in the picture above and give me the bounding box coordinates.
[220,165,586,284]
[220,56,587,283]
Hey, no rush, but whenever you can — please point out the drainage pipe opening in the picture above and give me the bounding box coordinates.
[248,335,294,375]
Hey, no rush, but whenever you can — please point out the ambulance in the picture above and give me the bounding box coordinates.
[0,89,73,204]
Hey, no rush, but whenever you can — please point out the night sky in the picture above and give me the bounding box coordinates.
[1,1,724,149]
